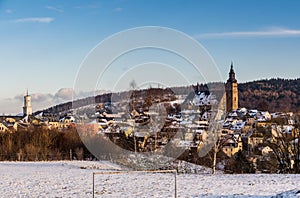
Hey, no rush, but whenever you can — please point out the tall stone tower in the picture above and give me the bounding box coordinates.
[23,89,32,116]
[225,63,238,112]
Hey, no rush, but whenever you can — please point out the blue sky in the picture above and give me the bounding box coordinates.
[0,0,300,114]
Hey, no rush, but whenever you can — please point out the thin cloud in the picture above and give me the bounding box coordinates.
[54,88,74,101]
[113,7,123,12]
[3,88,112,114]
[14,17,54,23]
[5,9,13,14]
[75,4,100,9]
[195,28,300,39]
[46,6,63,13]
[11,89,72,113]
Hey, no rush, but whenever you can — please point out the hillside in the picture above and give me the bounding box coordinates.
[239,78,300,112]
[38,78,300,115]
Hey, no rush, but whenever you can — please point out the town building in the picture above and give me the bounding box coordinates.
[225,63,239,112]
[23,89,32,116]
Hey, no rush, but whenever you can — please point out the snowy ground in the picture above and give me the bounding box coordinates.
[0,161,299,197]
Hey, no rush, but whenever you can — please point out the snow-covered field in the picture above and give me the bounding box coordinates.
[0,161,299,197]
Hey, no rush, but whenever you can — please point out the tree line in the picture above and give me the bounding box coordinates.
[239,78,300,112]
[0,126,94,161]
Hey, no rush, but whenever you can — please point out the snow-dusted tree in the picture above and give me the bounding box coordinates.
[265,122,298,173]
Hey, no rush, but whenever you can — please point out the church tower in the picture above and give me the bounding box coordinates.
[23,89,32,116]
[225,63,238,112]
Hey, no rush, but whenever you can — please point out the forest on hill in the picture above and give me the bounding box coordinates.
[39,78,300,115]
[238,78,300,112]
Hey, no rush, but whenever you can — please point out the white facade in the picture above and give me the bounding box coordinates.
[23,90,32,116]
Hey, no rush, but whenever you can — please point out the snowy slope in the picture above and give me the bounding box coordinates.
[0,161,299,197]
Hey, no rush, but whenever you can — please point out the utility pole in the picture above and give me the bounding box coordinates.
[294,115,300,173]
[69,149,72,161]
[133,126,138,171]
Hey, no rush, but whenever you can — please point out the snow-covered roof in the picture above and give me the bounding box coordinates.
[192,93,217,106]
[229,111,238,117]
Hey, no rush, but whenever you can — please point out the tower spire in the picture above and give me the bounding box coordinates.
[23,89,32,116]
[225,62,239,112]
[227,62,237,83]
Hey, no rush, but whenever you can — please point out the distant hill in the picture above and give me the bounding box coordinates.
[36,78,300,115]
[238,78,300,112]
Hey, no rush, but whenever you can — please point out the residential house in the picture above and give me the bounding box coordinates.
[221,134,243,157]
[0,122,9,133]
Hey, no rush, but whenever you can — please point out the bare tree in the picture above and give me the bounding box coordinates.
[130,80,137,90]
[265,124,294,173]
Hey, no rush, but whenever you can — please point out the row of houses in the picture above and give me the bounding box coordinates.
[219,108,298,158]
[0,113,76,133]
